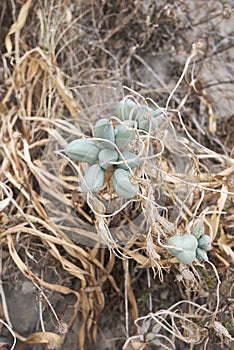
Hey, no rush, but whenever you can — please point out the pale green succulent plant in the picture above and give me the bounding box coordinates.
[167,224,212,264]
[65,97,165,198]
[65,109,140,198]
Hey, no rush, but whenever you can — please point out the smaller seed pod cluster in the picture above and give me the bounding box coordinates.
[65,114,140,198]
[117,97,163,132]
[167,224,212,264]
[191,224,212,261]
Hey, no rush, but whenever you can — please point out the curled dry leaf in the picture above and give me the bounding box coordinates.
[5,0,33,54]
[19,332,63,350]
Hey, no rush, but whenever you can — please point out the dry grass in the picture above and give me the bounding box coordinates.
[0,1,233,349]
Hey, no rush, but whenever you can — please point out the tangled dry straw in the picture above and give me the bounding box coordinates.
[0,1,233,349]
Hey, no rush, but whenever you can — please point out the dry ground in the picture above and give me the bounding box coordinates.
[0,1,234,349]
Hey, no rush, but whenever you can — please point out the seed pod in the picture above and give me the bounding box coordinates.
[117,151,139,170]
[94,118,110,138]
[117,98,138,121]
[81,164,104,192]
[168,234,198,264]
[198,234,212,251]
[112,168,139,198]
[154,108,164,117]
[138,106,153,119]
[66,139,100,163]
[138,119,150,132]
[191,224,205,239]
[103,122,115,144]
[115,121,135,150]
[137,107,158,132]
[94,119,115,149]
[196,247,208,261]
[98,149,119,169]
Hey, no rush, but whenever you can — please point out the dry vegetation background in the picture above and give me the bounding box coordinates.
[0,0,234,349]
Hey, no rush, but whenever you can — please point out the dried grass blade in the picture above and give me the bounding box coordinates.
[5,0,33,54]
[7,234,80,297]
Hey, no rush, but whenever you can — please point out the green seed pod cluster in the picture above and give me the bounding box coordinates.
[65,94,166,197]
[167,224,212,264]
[65,115,140,198]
